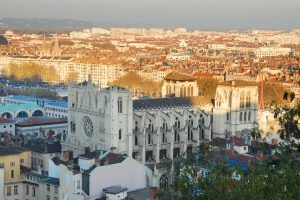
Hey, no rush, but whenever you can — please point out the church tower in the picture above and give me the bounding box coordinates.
[62,79,133,157]
[40,35,51,56]
[213,81,259,138]
[52,36,62,57]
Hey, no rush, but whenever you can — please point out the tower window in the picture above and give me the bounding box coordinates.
[135,135,138,146]
[11,170,14,179]
[240,92,245,108]
[117,97,123,113]
[246,93,251,107]
[119,129,122,140]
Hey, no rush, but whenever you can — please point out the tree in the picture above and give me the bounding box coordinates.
[197,77,218,100]
[274,105,300,140]
[5,62,59,84]
[175,151,300,200]
[110,72,162,97]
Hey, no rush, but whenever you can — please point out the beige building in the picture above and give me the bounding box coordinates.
[162,72,199,97]
[3,56,123,87]
[255,47,292,57]
[0,146,37,200]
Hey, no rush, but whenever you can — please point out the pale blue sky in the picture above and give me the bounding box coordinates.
[0,0,299,29]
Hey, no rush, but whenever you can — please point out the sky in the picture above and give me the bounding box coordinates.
[0,0,299,30]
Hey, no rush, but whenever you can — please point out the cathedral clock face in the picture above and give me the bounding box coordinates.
[83,117,93,137]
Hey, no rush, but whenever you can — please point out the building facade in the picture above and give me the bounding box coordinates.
[213,81,259,138]
[62,79,259,189]
[162,72,199,97]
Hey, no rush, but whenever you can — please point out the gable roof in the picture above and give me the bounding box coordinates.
[164,72,196,81]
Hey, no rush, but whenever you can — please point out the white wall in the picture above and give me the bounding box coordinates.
[78,158,95,170]
[0,122,15,135]
[89,158,150,199]
[106,191,127,200]
[48,159,60,179]
[0,166,4,199]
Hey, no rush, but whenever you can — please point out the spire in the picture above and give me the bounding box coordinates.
[259,80,265,111]
[52,34,62,57]
[88,74,92,84]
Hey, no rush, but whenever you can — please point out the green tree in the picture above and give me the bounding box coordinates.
[176,151,300,200]
[274,105,300,140]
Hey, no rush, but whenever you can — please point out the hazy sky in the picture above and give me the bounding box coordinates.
[1,0,299,29]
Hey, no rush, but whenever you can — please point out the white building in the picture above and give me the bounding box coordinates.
[166,53,190,61]
[255,47,292,57]
[0,95,68,118]
[1,56,123,87]
[0,118,15,135]
[51,151,154,200]
[15,117,68,137]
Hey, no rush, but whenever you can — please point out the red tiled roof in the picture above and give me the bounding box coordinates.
[16,117,67,127]
[229,136,247,146]
[0,118,16,124]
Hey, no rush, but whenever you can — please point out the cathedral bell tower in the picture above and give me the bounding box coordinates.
[63,81,133,158]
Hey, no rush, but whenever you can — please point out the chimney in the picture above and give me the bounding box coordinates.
[63,151,74,161]
[257,151,264,160]
[149,187,158,200]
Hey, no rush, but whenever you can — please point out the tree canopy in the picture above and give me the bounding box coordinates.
[110,71,162,97]
[175,150,300,200]
[5,62,59,83]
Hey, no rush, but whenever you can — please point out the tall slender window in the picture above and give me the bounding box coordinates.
[119,129,122,140]
[162,133,167,144]
[248,111,251,121]
[117,97,122,113]
[246,92,251,107]
[135,135,138,146]
[240,92,245,108]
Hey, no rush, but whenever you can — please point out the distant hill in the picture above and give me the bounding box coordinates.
[0,18,93,30]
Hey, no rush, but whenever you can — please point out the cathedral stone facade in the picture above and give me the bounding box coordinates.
[213,80,259,138]
[62,79,258,188]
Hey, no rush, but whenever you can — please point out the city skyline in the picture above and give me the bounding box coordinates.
[1,0,300,30]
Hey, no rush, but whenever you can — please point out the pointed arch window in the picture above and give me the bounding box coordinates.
[174,130,180,142]
[246,92,251,107]
[159,175,168,191]
[240,92,245,108]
